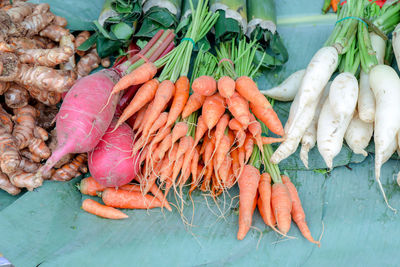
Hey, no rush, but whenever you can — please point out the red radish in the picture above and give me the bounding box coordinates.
[88,120,139,187]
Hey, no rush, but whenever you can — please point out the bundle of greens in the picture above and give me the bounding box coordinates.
[246,0,288,68]
[210,0,247,43]
[135,0,183,39]
[84,0,141,57]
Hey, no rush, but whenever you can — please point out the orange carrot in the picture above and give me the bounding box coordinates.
[159,146,177,183]
[165,76,190,128]
[237,164,261,240]
[231,148,240,178]
[238,145,245,175]
[181,92,206,118]
[282,175,320,245]
[190,163,204,194]
[192,75,217,96]
[215,135,231,170]
[78,176,106,196]
[142,80,175,137]
[250,102,284,136]
[202,93,226,130]
[176,136,193,160]
[214,113,230,151]
[271,183,292,235]
[248,116,265,159]
[135,101,154,137]
[331,0,339,12]
[201,161,214,192]
[227,92,250,128]
[244,134,254,163]
[179,136,194,183]
[133,104,148,131]
[150,126,171,147]
[119,183,172,212]
[112,62,157,94]
[217,76,235,98]
[115,79,159,129]
[194,115,208,147]
[154,133,172,162]
[262,137,285,144]
[228,118,244,131]
[133,112,168,153]
[171,122,189,145]
[257,173,276,227]
[235,76,272,109]
[166,154,184,195]
[190,146,200,185]
[218,155,232,185]
[82,199,128,219]
[101,188,162,209]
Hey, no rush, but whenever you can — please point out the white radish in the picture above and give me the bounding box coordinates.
[329,72,359,120]
[317,73,358,169]
[300,82,331,169]
[357,32,385,123]
[370,64,400,211]
[393,23,400,67]
[344,112,373,156]
[271,46,339,164]
[260,69,305,101]
[370,32,386,65]
[358,71,375,123]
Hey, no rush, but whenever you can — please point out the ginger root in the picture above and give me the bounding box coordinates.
[6,2,35,23]
[0,106,13,133]
[19,157,40,173]
[51,154,87,181]
[0,81,9,95]
[76,48,100,78]
[74,31,90,57]
[53,16,67,27]
[8,36,47,50]
[101,57,111,68]
[4,83,29,108]
[8,169,43,191]
[40,24,70,42]
[20,11,54,37]
[0,126,20,175]
[34,126,48,141]
[60,34,76,71]
[12,105,38,149]
[0,172,20,195]
[48,129,73,168]
[28,137,50,159]
[28,86,61,106]
[35,103,57,130]
[20,149,41,163]
[18,46,73,67]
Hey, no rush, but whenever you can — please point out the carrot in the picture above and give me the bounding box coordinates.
[218,155,232,186]
[250,102,284,136]
[176,136,193,160]
[133,103,148,131]
[228,118,244,131]
[237,164,261,240]
[214,114,230,151]
[179,136,194,183]
[248,117,265,159]
[257,173,276,227]
[78,176,106,196]
[244,134,254,163]
[164,76,190,128]
[193,115,208,147]
[282,175,320,245]
[82,199,128,219]
[159,146,177,183]
[192,75,217,96]
[190,163,204,194]
[238,145,245,175]
[181,92,206,118]
[190,146,200,185]
[112,62,157,94]
[202,93,226,130]
[331,0,340,12]
[231,148,240,178]
[218,76,235,98]
[101,188,162,209]
[262,137,285,144]
[201,161,214,192]
[154,133,172,162]
[166,154,184,195]
[227,92,250,128]
[142,80,175,137]
[215,135,231,170]
[271,183,292,235]
[171,122,189,144]
[147,112,168,137]
[119,183,171,211]
[115,79,159,129]
[135,102,154,137]
[235,76,272,109]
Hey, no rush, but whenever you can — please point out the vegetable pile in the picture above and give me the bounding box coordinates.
[266,0,400,210]
[0,0,120,194]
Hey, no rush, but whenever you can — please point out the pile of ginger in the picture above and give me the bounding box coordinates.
[0,1,108,195]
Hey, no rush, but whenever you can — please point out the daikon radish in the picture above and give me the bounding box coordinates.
[344,112,373,156]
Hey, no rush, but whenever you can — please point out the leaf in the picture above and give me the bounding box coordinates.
[77,33,98,52]
[111,22,134,40]
[96,35,124,58]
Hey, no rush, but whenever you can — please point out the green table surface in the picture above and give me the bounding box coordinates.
[1,1,399,266]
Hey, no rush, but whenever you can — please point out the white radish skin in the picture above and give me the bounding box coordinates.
[358,71,375,123]
[370,32,386,65]
[260,69,305,101]
[300,82,331,169]
[329,72,358,120]
[393,23,400,67]
[271,46,338,164]
[370,64,400,212]
[344,112,373,156]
